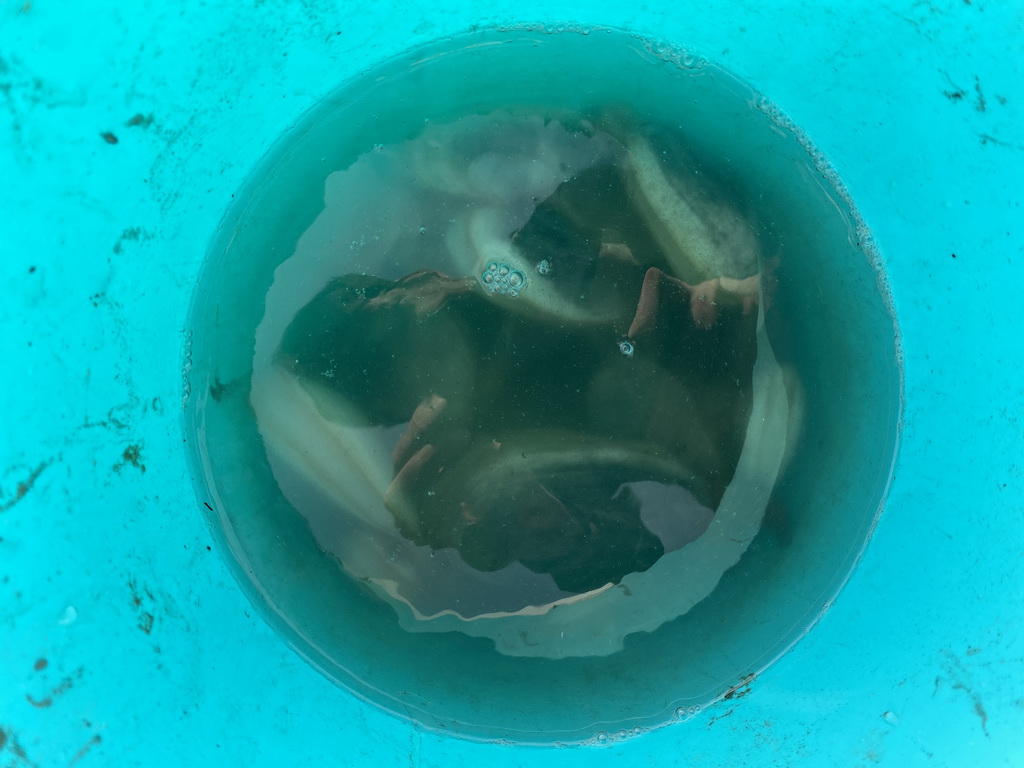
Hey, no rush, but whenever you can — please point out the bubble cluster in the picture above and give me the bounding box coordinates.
[481,261,528,297]
[675,705,702,722]
[535,259,552,275]
[637,36,707,70]
[753,85,899,368]
[585,725,647,746]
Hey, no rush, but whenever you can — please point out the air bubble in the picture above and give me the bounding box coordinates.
[675,705,701,721]
[480,262,527,297]
[618,340,635,357]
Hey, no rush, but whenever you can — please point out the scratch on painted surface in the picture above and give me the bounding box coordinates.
[722,673,756,702]
[940,649,990,737]
[706,707,735,727]
[69,734,102,765]
[0,53,85,163]
[0,725,42,768]
[24,667,84,710]
[0,460,52,512]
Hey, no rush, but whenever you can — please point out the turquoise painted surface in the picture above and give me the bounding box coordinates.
[1,1,1022,766]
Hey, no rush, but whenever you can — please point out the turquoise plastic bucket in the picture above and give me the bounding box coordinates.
[2,1,1021,765]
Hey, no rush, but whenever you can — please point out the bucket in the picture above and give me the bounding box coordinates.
[2,1,1021,765]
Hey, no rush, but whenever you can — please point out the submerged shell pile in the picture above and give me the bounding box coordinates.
[250,109,799,658]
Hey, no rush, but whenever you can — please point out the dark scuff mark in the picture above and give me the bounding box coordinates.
[129,580,157,634]
[112,226,152,254]
[1,55,82,160]
[122,444,144,470]
[25,669,82,709]
[32,658,47,671]
[81,403,132,431]
[69,734,102,766]
[126,112,154,129]
[0,726,41,768]
[972,700,989,734]
[941,649,990,737]
[974,76,987,113]
[128,579,154,608]
[722,673,756,701]
[100,131,118,144]
[979,133,1023,149]
[705,673,754,727]
[707,707,735,727]
[939,70,966,103]
[0,459,52,512]
[113,444,146,474]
